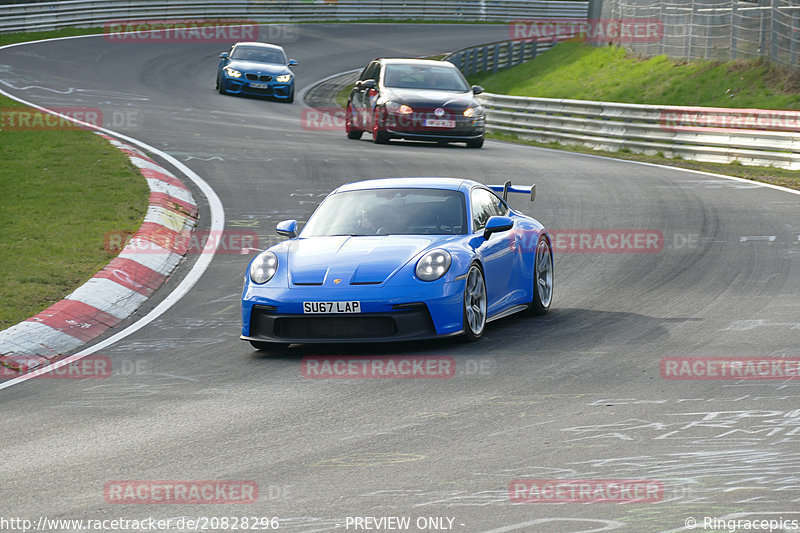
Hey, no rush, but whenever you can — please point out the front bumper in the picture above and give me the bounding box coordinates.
[383,112,484,142]
[241,280,465,344]
[222,77,293,98]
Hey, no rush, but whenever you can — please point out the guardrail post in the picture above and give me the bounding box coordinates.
[493,43,500,72]
[482,45,489,72]
[470,48,478,75]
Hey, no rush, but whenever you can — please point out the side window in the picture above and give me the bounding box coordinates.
[363,61,379,82]
[471,188,508,232]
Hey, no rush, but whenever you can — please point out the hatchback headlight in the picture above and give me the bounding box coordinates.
[386,101,413,115]
[463,105,485,118]
[225,67,242,78]
[275,74,292,83]
[250,251,278,284]
[416,249,451,281]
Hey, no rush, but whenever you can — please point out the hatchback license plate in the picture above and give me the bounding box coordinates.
[424,119,455,128]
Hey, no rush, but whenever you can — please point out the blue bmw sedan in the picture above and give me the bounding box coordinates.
[216,42,297,102]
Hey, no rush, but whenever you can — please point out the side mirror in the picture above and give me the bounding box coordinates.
[219,52,229,59]
[361,79,377,90]
[288,59,298,66]
[276,219,298,238]
[483,216,513,240]
[472,85,484,95]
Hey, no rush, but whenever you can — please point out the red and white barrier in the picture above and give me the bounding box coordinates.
[0,133,197,372]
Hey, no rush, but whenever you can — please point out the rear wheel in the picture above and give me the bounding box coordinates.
[463,264,487,341]
[529,235,553,315]
[372,108,390,144]
[346,103,363,139]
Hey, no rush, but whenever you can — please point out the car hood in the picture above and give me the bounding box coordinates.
[382,88,476,111]
[226,60,290,76]
[287,236,439,285]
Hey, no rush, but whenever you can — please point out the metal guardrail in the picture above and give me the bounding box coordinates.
[478,92,800,169]
[443,35,574,75]
[0,0,588,33]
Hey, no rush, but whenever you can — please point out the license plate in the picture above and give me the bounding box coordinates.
[250,82,270,89]
[303,301,361,314]
[424,119,456,128]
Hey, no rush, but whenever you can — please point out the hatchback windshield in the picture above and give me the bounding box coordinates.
[301,188,467,237]
[383,64,470,92]
[231,46,286,64]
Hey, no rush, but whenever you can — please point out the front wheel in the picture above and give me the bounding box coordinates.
[529,235,553,315]
[466,136,484,148]
[284,88,294,103]
[218,78,227,94]
[346,103,363,139]
[463,264,487,341]
[372,108,390,144]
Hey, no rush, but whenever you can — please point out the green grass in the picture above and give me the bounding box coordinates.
[0,28,105,47]
[470,41,800,109]
[0,96,149,329]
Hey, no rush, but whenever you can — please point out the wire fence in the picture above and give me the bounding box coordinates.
[597,0,800,70]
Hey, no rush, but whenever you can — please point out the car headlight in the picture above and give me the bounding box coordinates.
[250,251,278,284]
[463,105,485,118]
[275,74,292,83]
[416,249,452,282]
[386,101,413,115]
[224,67,242,78]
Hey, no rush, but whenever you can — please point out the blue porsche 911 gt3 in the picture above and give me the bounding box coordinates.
[241,177,553,350]
[217,42,297,102]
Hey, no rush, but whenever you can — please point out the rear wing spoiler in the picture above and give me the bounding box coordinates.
[488,180,536,202]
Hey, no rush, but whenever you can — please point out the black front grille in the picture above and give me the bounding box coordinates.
[274,316,396,339]
[245,74,273,82]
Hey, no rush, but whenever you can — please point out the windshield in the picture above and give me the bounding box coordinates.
[230,46,286,64]
[383,64,470,92]
[301,188,467,237]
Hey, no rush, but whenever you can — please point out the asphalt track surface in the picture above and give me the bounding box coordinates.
[1,24,800,533]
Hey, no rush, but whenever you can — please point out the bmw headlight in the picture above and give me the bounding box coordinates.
[463,105,485,118]
[275,74,293,83]
[416,249,452,282]
[250,251,278,284]
[386,101,413,115]
[225,67,242,78]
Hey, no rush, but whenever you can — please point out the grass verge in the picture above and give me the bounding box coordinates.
[0,95,149,329]
[469,41,800,190]
[470,41,800,109]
